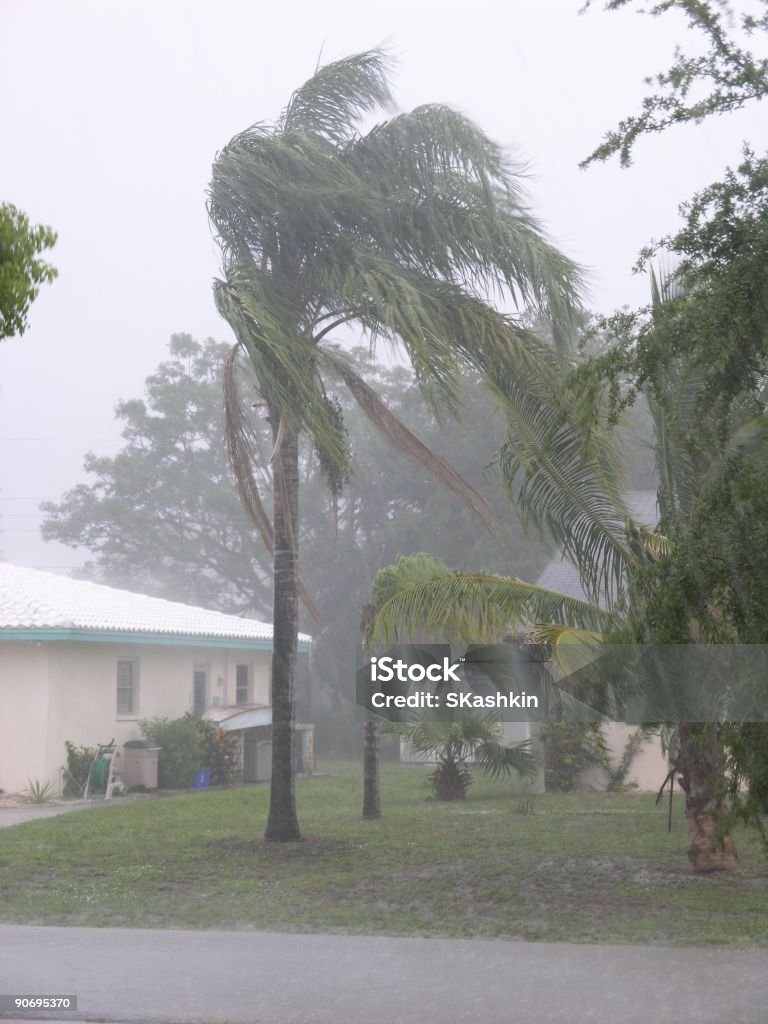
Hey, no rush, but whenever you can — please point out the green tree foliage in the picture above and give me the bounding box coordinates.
[0,203,57,341]
[582,0,768,168]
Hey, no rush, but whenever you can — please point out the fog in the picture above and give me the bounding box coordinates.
[1,0,765,568]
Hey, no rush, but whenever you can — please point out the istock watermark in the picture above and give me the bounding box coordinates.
[356,643,768,723]
[358,644,545,720]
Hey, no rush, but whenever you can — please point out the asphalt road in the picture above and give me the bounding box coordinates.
[1,925,767,1024]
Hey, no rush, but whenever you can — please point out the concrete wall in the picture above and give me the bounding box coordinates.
[0,642,50,794]
[0,639,271,794]
[580,723,668,793]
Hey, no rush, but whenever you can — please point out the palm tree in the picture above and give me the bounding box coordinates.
[362,553,453,819]
[207,49,583,840]
[370,269,762,871]
[388,706,537,801]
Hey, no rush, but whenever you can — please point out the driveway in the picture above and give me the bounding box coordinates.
[0,925,766,1024]
[0,803,107,829]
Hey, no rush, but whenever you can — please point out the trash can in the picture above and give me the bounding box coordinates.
[192,767,212,789]
[122,740,161,789]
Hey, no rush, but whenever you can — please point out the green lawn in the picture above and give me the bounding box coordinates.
[1,762,767,945]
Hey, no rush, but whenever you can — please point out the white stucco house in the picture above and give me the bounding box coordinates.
[0,563,311,795]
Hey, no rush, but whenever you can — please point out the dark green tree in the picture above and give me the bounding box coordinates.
[0,203,57,341]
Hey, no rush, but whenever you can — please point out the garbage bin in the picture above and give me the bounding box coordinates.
[192,767,212,789]
[122,740,161,789]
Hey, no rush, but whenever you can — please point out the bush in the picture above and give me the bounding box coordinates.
[139,715,206,789]
[63,741,98,798]
[197,719,241,786]
[538,721,606,792]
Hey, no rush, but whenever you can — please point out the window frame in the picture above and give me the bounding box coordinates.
[116,658,139,717]
[235,663,250,705]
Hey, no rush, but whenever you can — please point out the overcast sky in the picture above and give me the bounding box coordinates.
[1,0,766,570]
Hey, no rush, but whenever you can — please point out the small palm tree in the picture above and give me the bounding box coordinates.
[208,49,583,840]
[389,707,537,801]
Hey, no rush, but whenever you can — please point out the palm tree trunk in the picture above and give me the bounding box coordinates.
[361,604,381,820]
[265,413,301,842]
[676,722,735,872]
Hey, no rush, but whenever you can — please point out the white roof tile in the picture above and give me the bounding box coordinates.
[0,563,311,645]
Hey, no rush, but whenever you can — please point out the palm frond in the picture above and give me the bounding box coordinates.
[343,104,584,343]
[370,572,609,644]
[281,49,396,144]
[223,345,274,554]
[319,347,494,533]
[496,376,632,606]
[474,737,537,781]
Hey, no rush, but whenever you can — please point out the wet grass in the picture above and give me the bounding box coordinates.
[0,762,766,945]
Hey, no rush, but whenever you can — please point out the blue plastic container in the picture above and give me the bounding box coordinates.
[192,767,212,789]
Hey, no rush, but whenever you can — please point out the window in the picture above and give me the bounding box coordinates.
[116,659,138,715]
[236,664,250,705]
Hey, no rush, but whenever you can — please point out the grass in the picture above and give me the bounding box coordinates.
[0,761,767,945]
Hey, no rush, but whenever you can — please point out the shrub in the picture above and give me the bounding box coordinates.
[197,719,241,785]
[63,741,98,798]
[538,721,606,792]
[23,778,55,803]
[139,715,206,789]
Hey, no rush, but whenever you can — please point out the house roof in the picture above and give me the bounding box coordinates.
[0,563,311,649]
[535,490,658,600]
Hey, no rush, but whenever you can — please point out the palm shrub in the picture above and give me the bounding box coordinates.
[389,708,537,801]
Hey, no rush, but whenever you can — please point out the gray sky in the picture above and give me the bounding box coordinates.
[1,0,766,569]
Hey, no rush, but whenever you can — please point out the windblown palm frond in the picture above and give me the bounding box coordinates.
[495,368,633,605]
[369,572,610,644]
[209,45,585,577]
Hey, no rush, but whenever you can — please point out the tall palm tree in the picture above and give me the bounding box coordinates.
[207,49,583,840]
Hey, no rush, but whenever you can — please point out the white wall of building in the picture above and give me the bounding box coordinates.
[0,642,50,794]
[0,639,271,794]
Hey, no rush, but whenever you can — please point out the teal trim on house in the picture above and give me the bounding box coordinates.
[0,628,310,652]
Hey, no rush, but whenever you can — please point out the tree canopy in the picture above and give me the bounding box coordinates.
[0,203,57,342]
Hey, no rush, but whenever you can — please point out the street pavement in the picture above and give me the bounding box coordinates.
[1,925,767,1024]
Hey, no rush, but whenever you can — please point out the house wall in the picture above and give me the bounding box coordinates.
[0,642,50,794]
[580,723,668,793]
[0,639,271,794]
